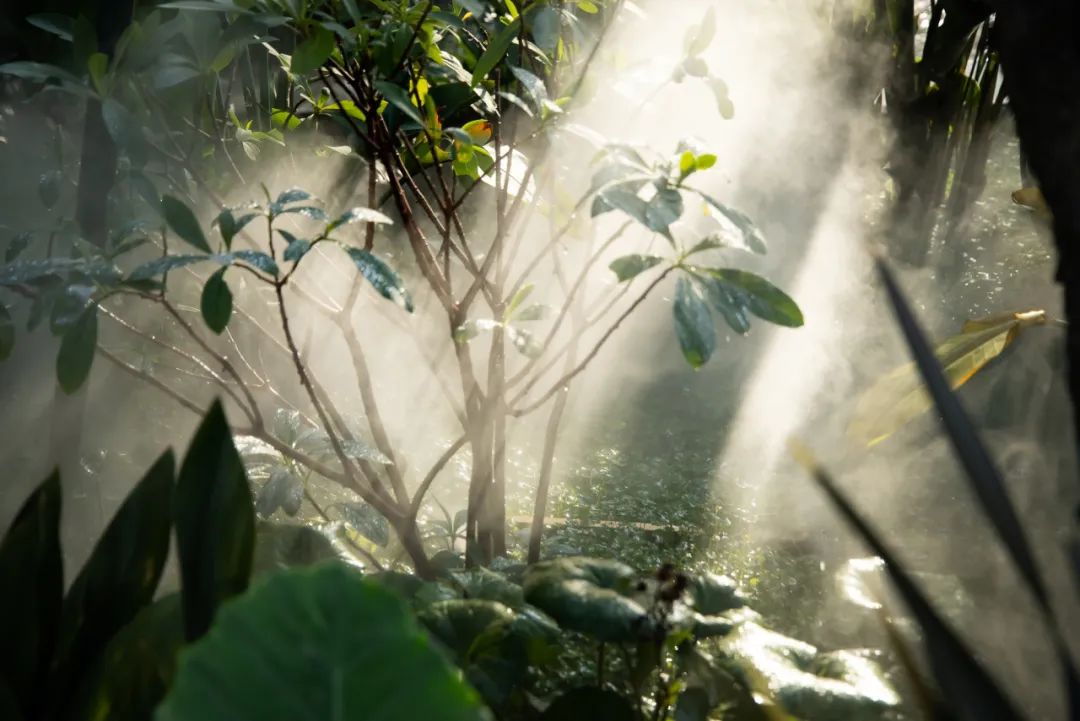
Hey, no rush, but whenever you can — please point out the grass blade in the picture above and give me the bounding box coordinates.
[791,441,1024,721]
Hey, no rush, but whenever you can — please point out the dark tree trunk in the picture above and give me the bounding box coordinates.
[991,1,1080,457]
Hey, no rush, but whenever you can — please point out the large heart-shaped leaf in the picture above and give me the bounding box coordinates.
[522,558,650,642]
[155,564,491,721]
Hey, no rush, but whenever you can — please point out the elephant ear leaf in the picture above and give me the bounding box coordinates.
[155,564,490,721]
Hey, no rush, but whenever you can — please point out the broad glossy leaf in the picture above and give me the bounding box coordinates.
[503,283,533,322]
[340,502,389,546]
[522,558,650,642]
[128,254,210,281]
[673,277,715,369]
[688,573,748,614]
[255,468,304,518]
[374,81,426,127]
[0,473,62,715]
[848,310,1046,446]
[289,27,334,76]
[161,195,211,253]
[699,268,802,327]
[471,17,522,86]
[418,599,516,660]
[511,304,554,322]
[281,232,311,262]
[343,246,413,311]
[228,250,279,276]
[327,206,393,232]
[215,208,259,249]
[450,568,525,608]
[51,453,175,713]
[56,305,98,393]
[252,522,353,576]
[506,325,542,358]
[0,257,108,286]
[155,564,490,721]
[174,401,254,642]
[538,688,636,721]
[272,187,312,210]
[27,13,74,41]
[609,254,663,282]
[698,193,765,253]
[200,267,232,334]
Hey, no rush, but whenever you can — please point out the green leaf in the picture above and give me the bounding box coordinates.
[228,250,279,276]
[0,61,90,95]
[523,558,651,643]
[698,193,765,253]
[471,17,522,86]
[27,13,75,41]
[0,304,14,360]
[289,27,334,76]
[511,304,553,321]
[252,522,350,576]
[418,599,517,660]
[50,453,175,713]
[506,325,542,358]
[673,277,715,368]
[155,564,490,721]
[270,187,312,213]
[279,205,327,222]
[450,568,525,608]
[340,502,390,546]
[645,186,684,238]
[281,232,311,262]
[215,208,259,249]
[0,472,62,715]
[200,267,232,334]
[174,401,255,642]
[66,595,186,721]
[327,206,393,232]
[454,318,502,344]
[343,246,413,312]
[374,81,426,127]
[609,254,663,282]
[87,52,108,95]
[699,268,802,327]
[56,305,98,393]
[255,468,304,518]
[161,195,211,253]
[128,254,210,281]
[687,573,748,614]
[538,688,636,721]
[503,283,533,322]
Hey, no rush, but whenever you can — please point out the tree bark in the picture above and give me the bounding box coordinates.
[991,1,1080,455]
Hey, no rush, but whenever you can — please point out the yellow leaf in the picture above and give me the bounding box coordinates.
[462,119,492,144]
[1011,187,1052,219]
[848,309,1047,446]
